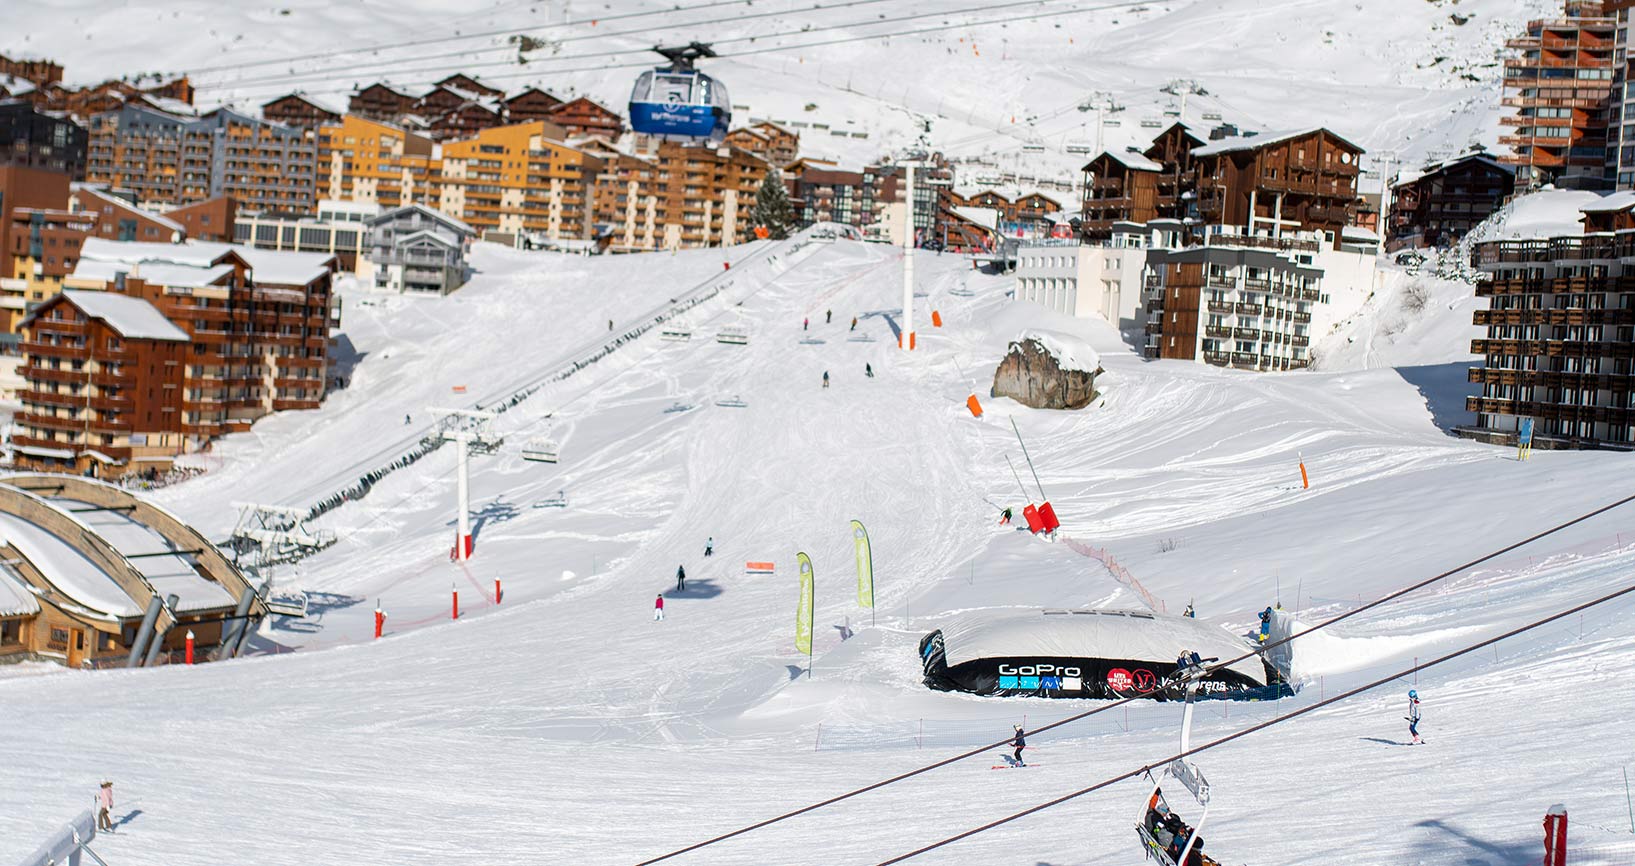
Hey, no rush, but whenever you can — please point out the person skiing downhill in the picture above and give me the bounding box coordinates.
[822,371,830,389]
[1010,724,1027,766]
[704,537,714,557]
[865,363,874,378]
[654,593,665,621]
[803,317,809,331]
[1407,689,1422,744]
[999,507,1013,525]
[826,309,832,324]
[1183,602,1196,618]
[676,565,686,592]
[850,316,858,331]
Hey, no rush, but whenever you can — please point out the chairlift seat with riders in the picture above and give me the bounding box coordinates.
[714,395,749,408]
[716,323,750,345]
[522,436,561,463]
[1134,662,1222,866]
[629,43,731,145]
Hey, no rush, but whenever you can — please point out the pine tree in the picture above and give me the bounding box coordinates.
[750,169,795,240]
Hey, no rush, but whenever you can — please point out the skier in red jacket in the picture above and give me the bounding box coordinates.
[654,594,665,622]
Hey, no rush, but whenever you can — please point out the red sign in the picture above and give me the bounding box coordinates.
[1107,668,1133,691]
[1133,669,1157,692]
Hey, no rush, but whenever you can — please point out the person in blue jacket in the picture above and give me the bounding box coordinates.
[1407,689,1422,744]
[1010,724,1026,766]
[1258,606,1274,643]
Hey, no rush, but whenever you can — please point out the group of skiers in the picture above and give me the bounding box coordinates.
[1144,790,1209,866]
[655,537,715,622]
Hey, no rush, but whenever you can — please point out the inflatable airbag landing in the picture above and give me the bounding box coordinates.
[919,609,1270,700]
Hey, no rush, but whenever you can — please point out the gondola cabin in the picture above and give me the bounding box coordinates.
[629,43,731,144]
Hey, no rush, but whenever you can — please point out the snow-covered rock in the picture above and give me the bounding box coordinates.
[991,330,1101,410]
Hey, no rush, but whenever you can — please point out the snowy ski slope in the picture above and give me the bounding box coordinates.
[4,232,1635,864]
[4,0,1557,178]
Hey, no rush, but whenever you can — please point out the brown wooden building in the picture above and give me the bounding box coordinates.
[261,93,342,130]
[348,83,418,122]
[1191,128,1364,249]
[725,122,800,167]
[504,87,564,123]
[0,55,64,88]
[593,141,767,250]
[1389,152,1515,249]
[547,97,623,141]
[1080,149,1162,235]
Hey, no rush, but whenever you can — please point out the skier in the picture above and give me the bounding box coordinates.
[1183,602,1195,618]
[404,414,411,425]
[999,507,1013,526]
[654,593,665,622]
[850,316,858,331]
[704,536,714,557]
[822,371,830,390]
[96,781,113,832]
[1257,605,1274,643]
[865,363,874,378]
[803,316,809,331]
[608,319,614,331]
[676,564,686,593]
[1010,724,1027,766]
[826,309,832,324]
[1407,689,1422,744]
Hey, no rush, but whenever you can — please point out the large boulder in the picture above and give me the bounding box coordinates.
[991,330,1102,410]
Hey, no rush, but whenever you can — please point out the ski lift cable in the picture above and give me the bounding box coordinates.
[635,490,1635,864]
[211,0,1166,100]
[876,577,1635,864]
[197,0,923,90]
[184,0,762,76]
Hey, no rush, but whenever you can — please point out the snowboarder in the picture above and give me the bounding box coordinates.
[865,363,874,378]
[850,316,858,331]
[999,507,1013,526]
[1010,724,1027,766]
[822,371,830,389]
[676,565,686,593]
[825,309,832,324]
[654,593,665,621]
[704,536,714,557]
[404,414,411,425]
[1257,605,1274,643]
[1183,602,1195,618]
[1407,689,1422,744]
[803,317,809,331]
[96,781,113,832]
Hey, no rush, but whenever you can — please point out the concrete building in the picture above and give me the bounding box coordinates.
[85,105,316,211]
[1500,0,1616,190]
[438,120,599,242]
[235,199,378,272]
[0,99,87,179]
[315,114,438,210]
[592,141,768,251]
[1014,221,1180,327]
[366,204,474,293]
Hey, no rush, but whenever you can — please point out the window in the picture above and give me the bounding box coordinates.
[0,619,20,646]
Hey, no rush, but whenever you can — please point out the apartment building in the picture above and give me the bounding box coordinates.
[593,141,769,251]
[0,100,88,178]
[788,166,869,228]
[1141,233,1328,371]
[547,97,623,141]
[1465,192,1635,447]
[504,88,564,123]
[0,165,70,278]
[366,204,474,293]
[1191,127,1365,249]
[948,188,1064,237]
[315,114,438,209]
[725,122,800,167]
[235,199,378,271]
[2,206,98,330]
[439,120,599,241]
[1501,0,1616,190]
[1080,149,1162,235]
[1389,151,1516,249]
[261,93,342,130]
[1013,221,1178,325]
[348,83,418,122]
[85,105,316,211]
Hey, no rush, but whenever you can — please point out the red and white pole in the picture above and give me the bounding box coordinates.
[1543,804,1568,866]
[184,629,195,665]
[374,606,385,639]
[452,585,459,621]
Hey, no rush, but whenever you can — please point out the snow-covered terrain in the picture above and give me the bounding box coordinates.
[4,230,1635,864]
[4,0,1557,179]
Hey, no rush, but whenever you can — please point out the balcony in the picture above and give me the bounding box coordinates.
[1207,300,1234,315]
[1234,303,1263,316]
[1203,351,1230,367]
[1291,335,1310,348]
[19,388,85,409]
[1233,327,1261,341]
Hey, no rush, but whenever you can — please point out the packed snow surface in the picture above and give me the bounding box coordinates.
[3,232,1635,865]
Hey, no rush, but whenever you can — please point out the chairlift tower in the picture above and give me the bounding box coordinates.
[428,408,502,561]
[897,150,932,351]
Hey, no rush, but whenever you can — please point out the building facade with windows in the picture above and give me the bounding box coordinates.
[366,204,474,293]
[0,99,87,179]
[85,105,316,211]
[1501,0,1616,190]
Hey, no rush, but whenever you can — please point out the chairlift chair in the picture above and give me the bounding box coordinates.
[1133,677,1221,866]
[522,436,561,463]
[716,323,750,345]
[714,395,749,408]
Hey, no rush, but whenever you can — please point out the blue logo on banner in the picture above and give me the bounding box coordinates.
[1040,676,1062,690]
[1018,676,1040,689]
[998,675,1020,689]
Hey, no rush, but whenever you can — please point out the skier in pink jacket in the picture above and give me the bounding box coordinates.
[654,593,665,622]
[96,780,114,831]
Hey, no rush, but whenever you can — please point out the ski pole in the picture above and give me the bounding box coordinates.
[1010,417,1047,500]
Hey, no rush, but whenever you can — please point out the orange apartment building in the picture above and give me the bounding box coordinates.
[315,114,439,210]
[1500,0,1616,190]
[439,120,602,241]
[592,141,770,251]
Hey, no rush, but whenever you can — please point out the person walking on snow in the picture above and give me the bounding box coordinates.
[850,316,858,331]
[865,363,874,378]
[1407,689,1422,744]
[826,309,832,324]
[676,565,686,593]
[654,594,665,621]
[704,536,714,557]
[96,781,113,831]
[822,371,830,389]
[404,414,412,425]
[1010,724,1027,766]
[803,317,809,331]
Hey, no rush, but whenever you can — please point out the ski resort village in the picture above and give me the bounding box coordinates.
[9,0,1635,863]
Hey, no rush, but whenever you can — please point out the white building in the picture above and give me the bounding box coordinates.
[1014,221,1184,327]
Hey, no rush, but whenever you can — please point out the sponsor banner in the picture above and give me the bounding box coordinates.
[795,552,815,655]
[850,520,874,609]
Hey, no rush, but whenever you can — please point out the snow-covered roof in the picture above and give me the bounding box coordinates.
[0,509,142,618]
[56,499,232,614]
[1014,328,1101,373]
[0,568,40,618]
[1092,149,1162,172]
[370,203,476,237]
[951,206,1000,231]
[72,187,187,235]
[236,247,336,287]
[1342,225,1380,241]
[263,91,343,116]
[939,609,1266,685]
[78,237,219,268]
[1193,127,1363,157]
[1578,190,1635,213]
[72,259,235,289]
[56,290,189,341]
[1493,188,1606,239]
